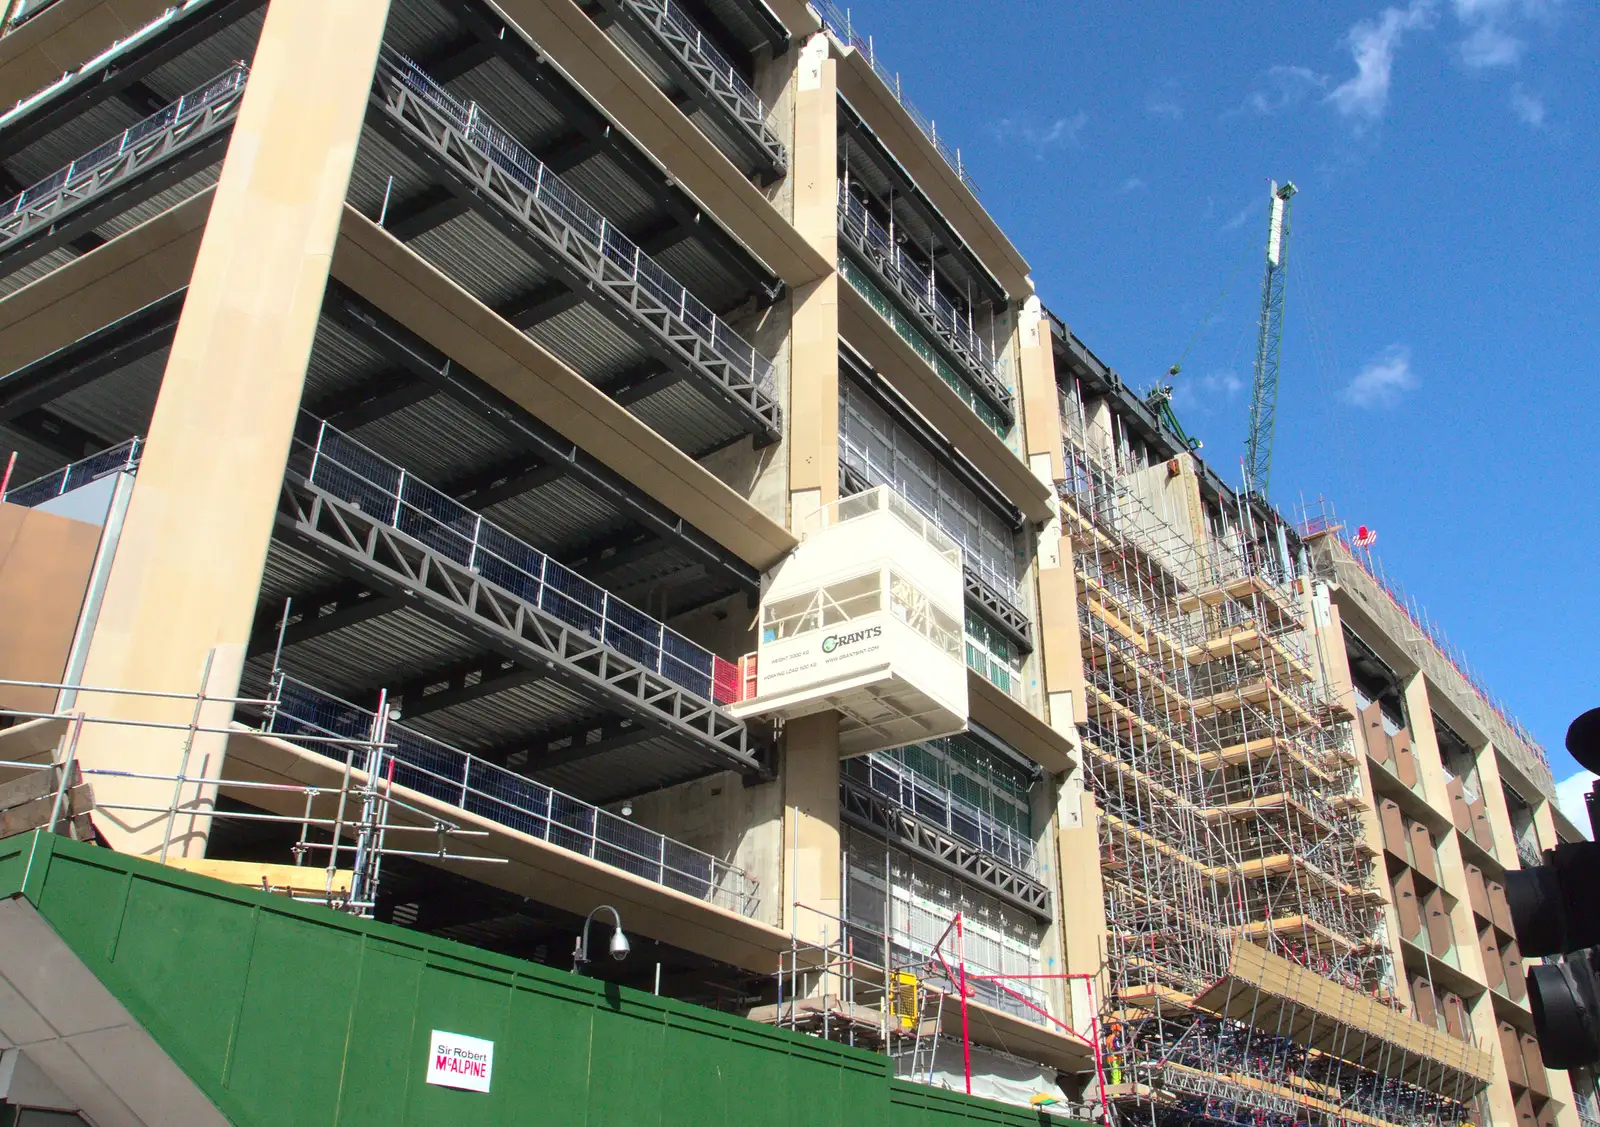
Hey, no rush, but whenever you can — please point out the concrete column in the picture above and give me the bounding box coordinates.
[1056,789,1107,1040]
[1317,597,1413,1010]
[1019,298,1083,754]
[1472,739,1523,866]
[1467,993,1517,1126]
[69,0,392,856]
[781,711,841,947]
[787,32,838,528]
[1017,297,1063,484]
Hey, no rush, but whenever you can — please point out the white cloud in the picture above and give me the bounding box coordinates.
[1146,82,1184,120]
[1451,0,1563,69]
[1223,202,1256,231]
[1171,370,1245,417]
[989,111,1088,158]
[1555,770,1595,839]
[1459,21,1524,66]
[1343,344,1418,407]
[1510,82,1546,126]
[1120,176,1147,194]
[1326,0,1438,125]
[1241,65,1330,115]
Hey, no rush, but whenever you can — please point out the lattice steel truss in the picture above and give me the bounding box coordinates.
[368,50,783,444]
[1057,398,1485,1127]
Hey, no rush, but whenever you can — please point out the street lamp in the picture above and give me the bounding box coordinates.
[573,904,629,974]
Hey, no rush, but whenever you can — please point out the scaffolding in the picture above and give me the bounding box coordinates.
[1057,392,1488,1127]
[0,672,498,911]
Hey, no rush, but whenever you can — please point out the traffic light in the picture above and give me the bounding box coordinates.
[1507,707,1600,1069]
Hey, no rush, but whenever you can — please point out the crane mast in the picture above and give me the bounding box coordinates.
[1243,180,1297,499]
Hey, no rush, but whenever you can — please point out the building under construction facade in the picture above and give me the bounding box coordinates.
[0,0,1584,1125]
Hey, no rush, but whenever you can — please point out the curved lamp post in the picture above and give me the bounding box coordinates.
[572,904,630,974]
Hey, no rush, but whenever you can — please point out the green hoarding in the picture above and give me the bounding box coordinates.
[0,831,1085,1127]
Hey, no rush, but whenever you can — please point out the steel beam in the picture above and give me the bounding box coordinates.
[495,715,657,772]
[6,408,111,460]
[585,0,786,182]
[431,0,782,305]
[387,653,547,720]
[603,362,682,407]
[416,35,496,84]
[838,104,1006,309]
[381,186,470,241]
[566,527,664,578]
[245,583,400,659]
[442,452,566,509]
[277,476,759,769]
[321,283,758,596]
[0,0,265,163]
[309,371,436,430]
[840,773,1051,920]
[0,83,243,279]
[497,280,584,330]
[368,76,782,442]
[0,292,183,421]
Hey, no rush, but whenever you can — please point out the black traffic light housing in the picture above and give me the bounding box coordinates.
[1506,707,1600,1070]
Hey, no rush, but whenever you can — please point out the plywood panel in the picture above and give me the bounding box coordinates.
[1488,880,1514,934]
[1500,1022,1528,1088]
[1441,992,1466,1039]
[1393,868,1422,941]
[1520,1034,1548,1097]
[1363,704,1390,763]
[1409,819,1438,881]
[1480,931,1504,989]
[1514,1090,1536,1127]
[1394,736,1419,788]
[0,503,99,716]
[1464,863,1491,920]
[1423,887,1453,957]
[1409,975,1438,1029]
[1503,938,1526,1003]
[1380,798,1407,861]
[1447,777,1474,836]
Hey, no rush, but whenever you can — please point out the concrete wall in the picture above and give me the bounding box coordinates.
[623,770,784,929]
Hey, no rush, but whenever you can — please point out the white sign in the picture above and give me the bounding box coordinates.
[425,1030,494,1093]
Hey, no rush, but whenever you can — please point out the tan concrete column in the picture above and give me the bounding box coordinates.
[1056,789,1107,1040]
[1018,297,1083,760]
[1317,597,1414,1011]
[1017,297,1063,484]
[1467,994,1517,1126]
[787,32,838,528]
[781,711,841,948]
[70,0,392,856]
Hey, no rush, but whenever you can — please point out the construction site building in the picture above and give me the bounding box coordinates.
[0,0,1581,1125]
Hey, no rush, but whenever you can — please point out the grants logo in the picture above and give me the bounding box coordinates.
[821,625,882,654]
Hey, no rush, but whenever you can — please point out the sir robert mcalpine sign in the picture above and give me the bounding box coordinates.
[426,1029,495,1092]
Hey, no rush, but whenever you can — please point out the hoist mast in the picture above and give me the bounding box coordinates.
[1243,180,1297,499]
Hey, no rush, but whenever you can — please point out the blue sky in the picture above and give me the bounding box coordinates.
[833,1,1598,801]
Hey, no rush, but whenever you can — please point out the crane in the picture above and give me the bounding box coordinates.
[1243,180,1297,499]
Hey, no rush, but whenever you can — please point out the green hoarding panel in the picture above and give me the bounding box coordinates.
[0,831,1087,1127]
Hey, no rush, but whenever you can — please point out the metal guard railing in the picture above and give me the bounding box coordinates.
[837,186,1009,415]
[269,675,758,915]
[0,65,247,225]
[811,0,978,196]
[290,415,744,707]
[624,0,783,169]
[843,753,1037,876]
[376,51,775,399]
[2,438,141,507]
